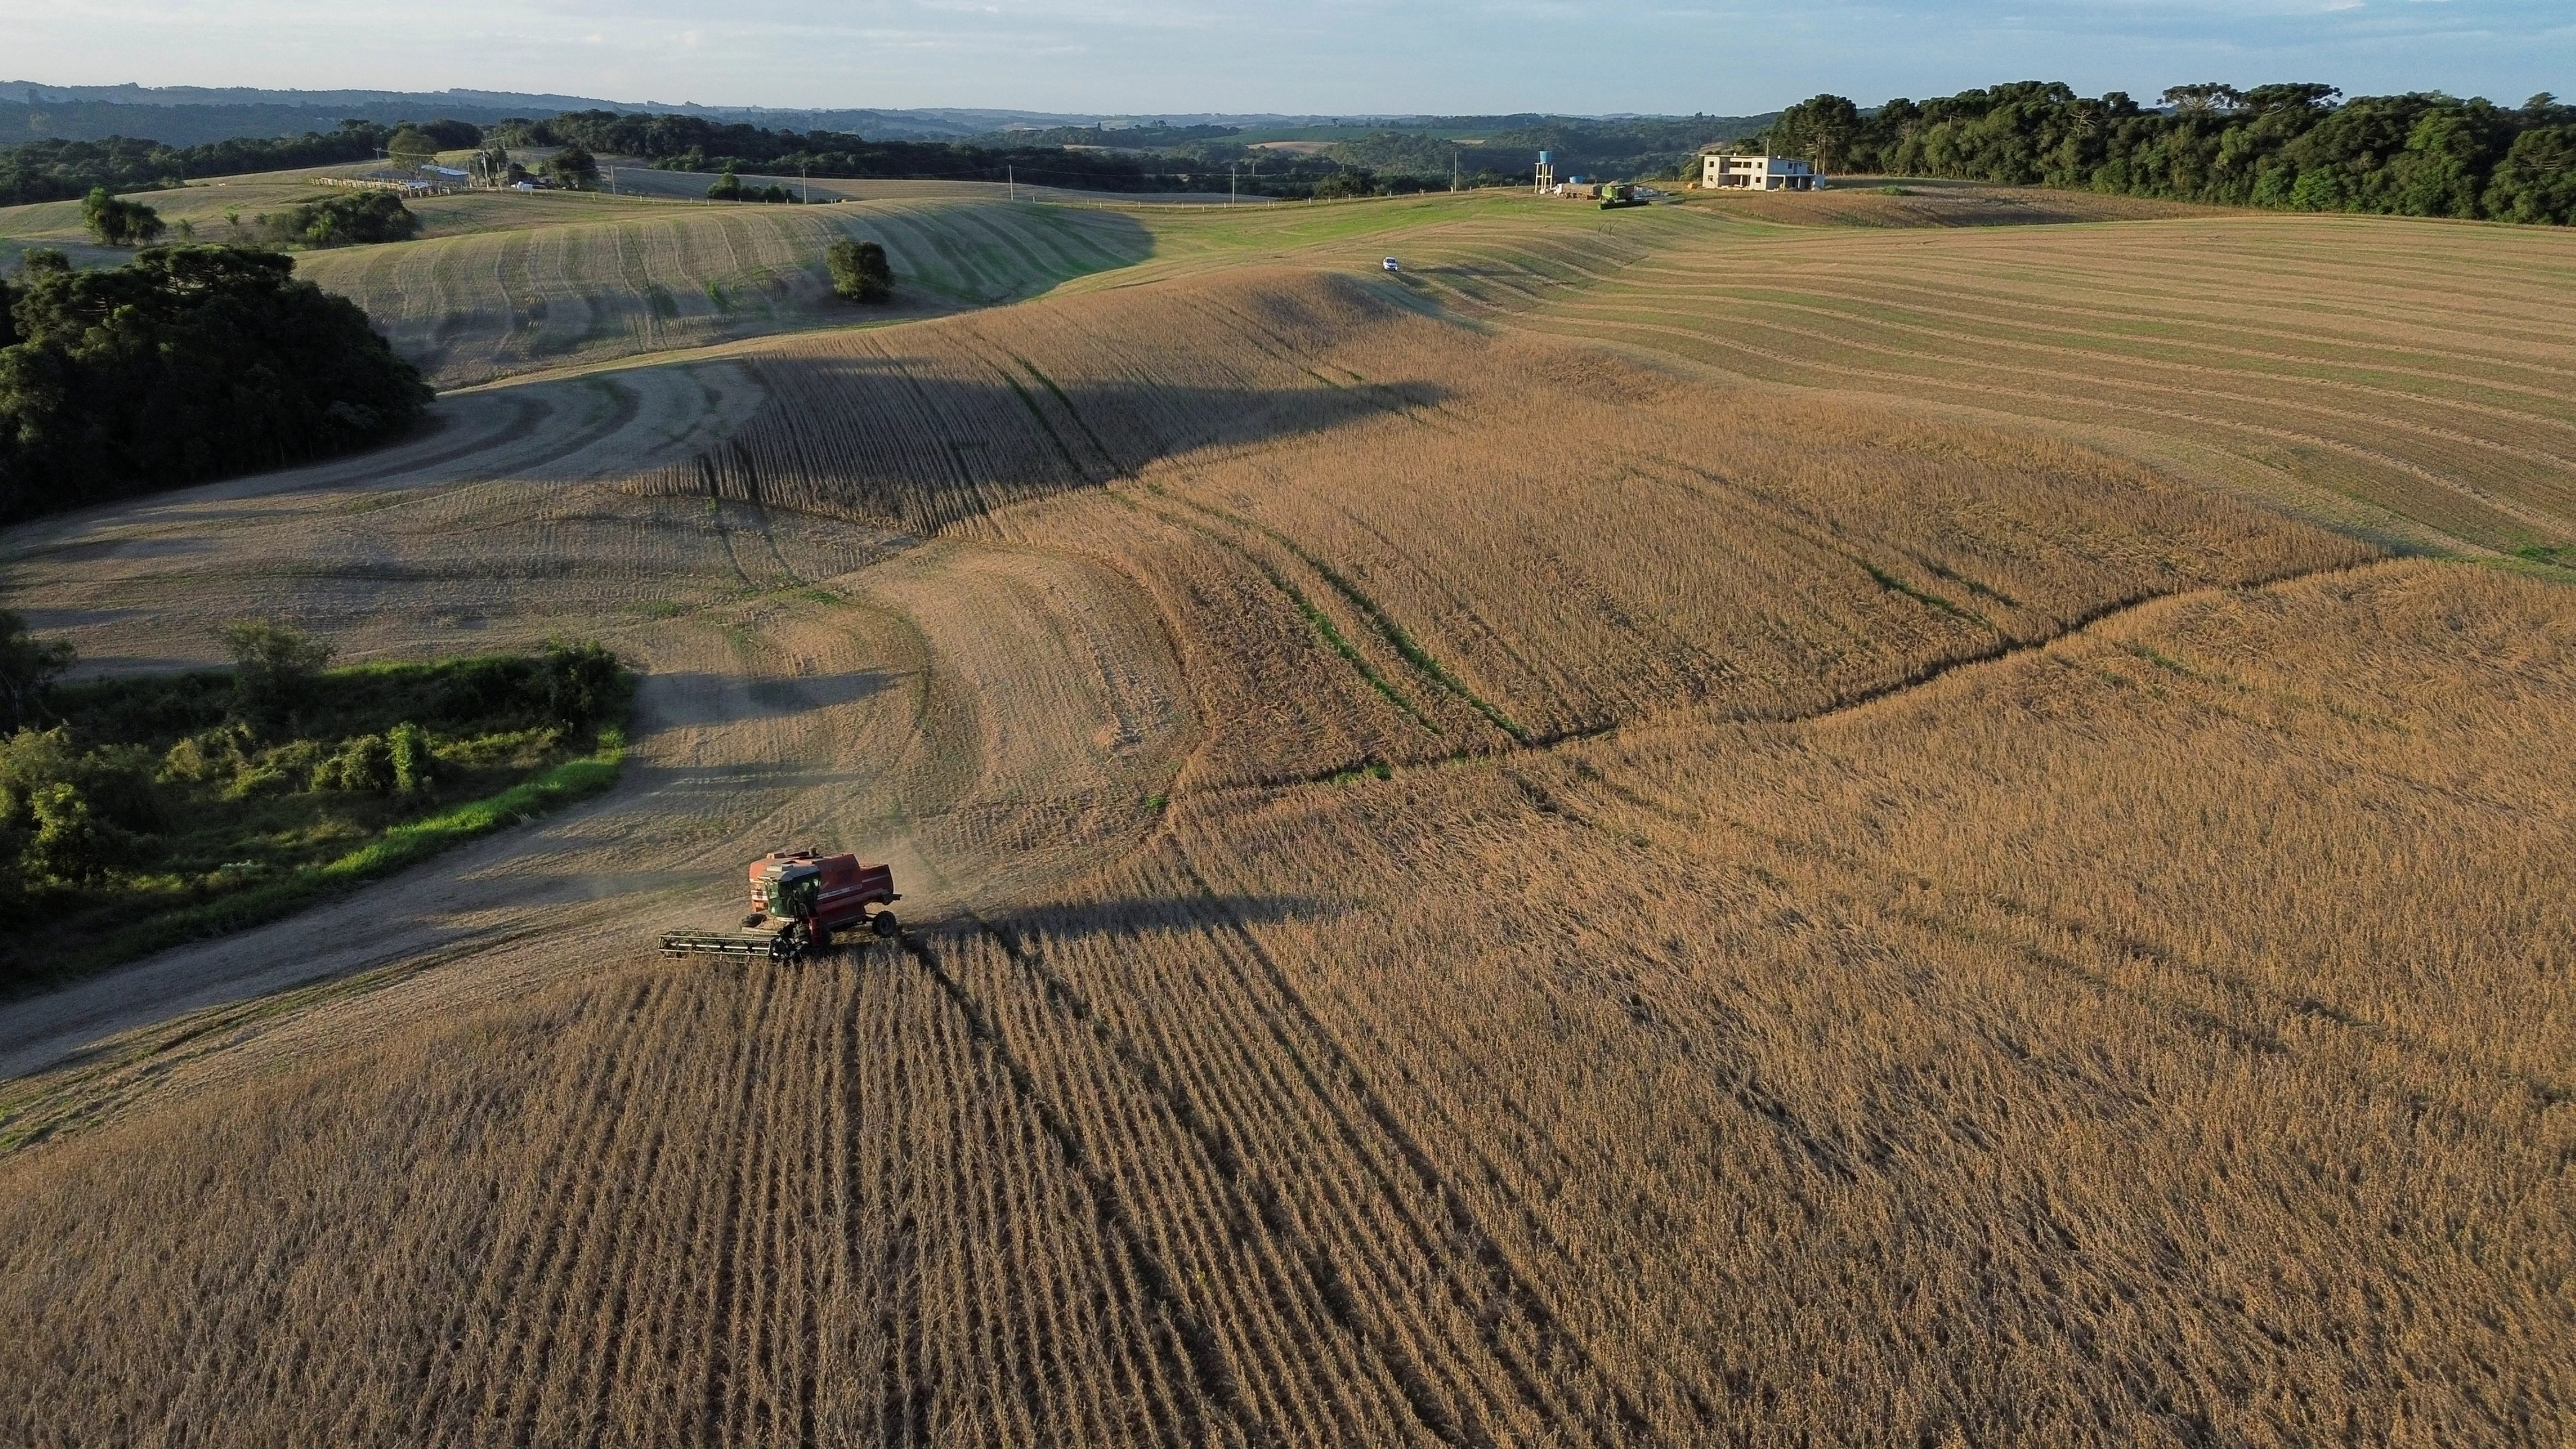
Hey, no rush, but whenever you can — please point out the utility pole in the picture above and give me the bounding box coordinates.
[800,163,808,204]
[1007,164,1015,201]
[1451,149,1459,193]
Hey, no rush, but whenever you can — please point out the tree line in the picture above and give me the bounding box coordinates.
[0,245,430,524]
[0,118,486,208]
[515,110,1211,192]
[1760,82,2576,224]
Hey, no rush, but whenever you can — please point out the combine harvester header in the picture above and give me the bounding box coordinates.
[660,849,902,964]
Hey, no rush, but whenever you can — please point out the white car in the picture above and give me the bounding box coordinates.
[1383,257,1401,272]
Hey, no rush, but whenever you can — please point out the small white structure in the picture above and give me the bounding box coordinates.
[1702,152,1820,192]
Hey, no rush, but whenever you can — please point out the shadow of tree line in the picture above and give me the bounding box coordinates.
[624,346,1446,535]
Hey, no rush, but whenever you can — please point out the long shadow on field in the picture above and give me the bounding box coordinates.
[630,353,1448,536]
[638,669,895,729]
[921,895,1327,941]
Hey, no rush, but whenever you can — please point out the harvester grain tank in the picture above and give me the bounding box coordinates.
[659,849,901,964]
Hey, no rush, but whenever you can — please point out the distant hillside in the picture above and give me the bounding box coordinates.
[0,83,1098,145]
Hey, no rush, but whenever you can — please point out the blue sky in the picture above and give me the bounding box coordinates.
[3,0,2569,115]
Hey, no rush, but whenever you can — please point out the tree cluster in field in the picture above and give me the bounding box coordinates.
[0,118,486,208]
[80,187,163,244]
[1760,83,2576,225]
[0,245,430,524]
[266,191,422,246]
[706,164,801,203]
[826,238,892,303]
[0,616,628,987]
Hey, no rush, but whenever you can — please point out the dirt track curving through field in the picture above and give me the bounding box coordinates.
[0,353,1188,1081]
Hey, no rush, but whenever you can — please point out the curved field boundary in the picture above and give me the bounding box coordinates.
[291,197,1155,389]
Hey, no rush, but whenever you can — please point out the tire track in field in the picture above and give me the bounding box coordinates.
[1161,853,1665,1447]
[968,913,1474,1445]
[897,932,1267,1448]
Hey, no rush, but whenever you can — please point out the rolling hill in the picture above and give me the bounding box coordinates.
[0,182,2571,1446]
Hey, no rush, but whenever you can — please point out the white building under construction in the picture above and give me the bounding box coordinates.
[1702,152,1821,191]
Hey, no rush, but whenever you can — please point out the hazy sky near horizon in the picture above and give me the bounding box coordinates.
[4,0,2569,116]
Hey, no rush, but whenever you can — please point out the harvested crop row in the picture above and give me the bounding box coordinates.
[1409,211,2576,553]
[6,560,2566,1447]
[633,263,2368,780]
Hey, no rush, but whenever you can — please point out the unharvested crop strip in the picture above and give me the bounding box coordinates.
[1010,356,1122,476]
[993,366,1099,486]
[1861,563,1991,628]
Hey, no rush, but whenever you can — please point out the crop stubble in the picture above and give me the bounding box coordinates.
[1,198,2572,1446]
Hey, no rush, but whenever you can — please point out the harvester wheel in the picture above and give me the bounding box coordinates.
[871,910,901,939]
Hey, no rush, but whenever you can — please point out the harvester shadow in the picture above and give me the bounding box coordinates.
[634,668,894,729]
[632,348,1451,535]
[919,894,1328,944]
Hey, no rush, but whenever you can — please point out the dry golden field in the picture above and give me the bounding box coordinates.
[1,188,2572,1447]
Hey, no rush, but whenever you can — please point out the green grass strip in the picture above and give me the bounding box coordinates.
[55,728,630,981]
[1144,485,1520,741]
[1863,563,1992,628]
[1272,570,1431,728]
[1295,552,1529,743]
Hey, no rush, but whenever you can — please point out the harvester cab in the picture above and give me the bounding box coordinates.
[660,849,901,964]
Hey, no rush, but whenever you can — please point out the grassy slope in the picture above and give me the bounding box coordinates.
[292,195,1158,387]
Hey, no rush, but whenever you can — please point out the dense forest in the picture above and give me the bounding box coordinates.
[0,119,481,207]
[0,246,429,522]
[1762,83,2576,223]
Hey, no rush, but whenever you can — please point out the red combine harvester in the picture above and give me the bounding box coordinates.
[659,850,902,964]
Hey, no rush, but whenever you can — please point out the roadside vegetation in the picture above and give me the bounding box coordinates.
[0,617,629,988]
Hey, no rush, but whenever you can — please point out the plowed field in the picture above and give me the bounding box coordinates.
[3,192,2573,1448]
